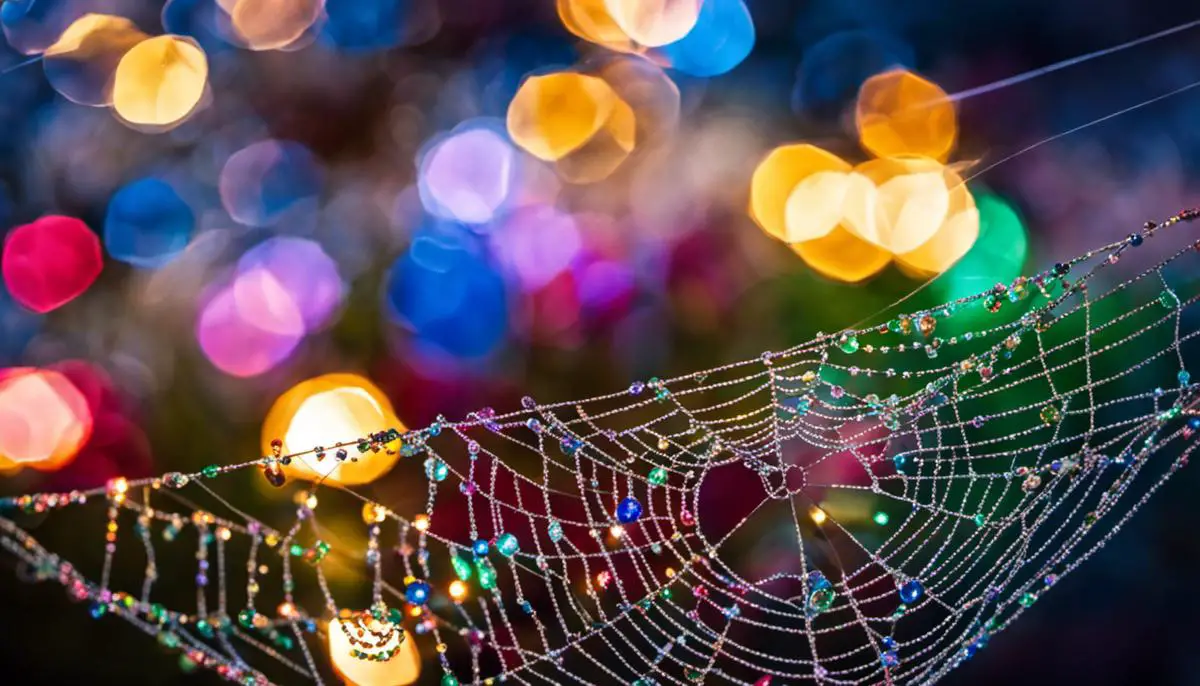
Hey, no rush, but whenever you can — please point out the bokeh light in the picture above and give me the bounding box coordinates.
[604,0,702,48]
[111,34,208,130]
[557,0,639,53]
[385,225,508,359]
[42,14,148,107]
[262,373,405,486]
[228,0,324,51]
[417,120,517,225]
[655,0,754,77]
[235,236,344,331]
[2,215,103,314]
[749,143,851,243]
[856,68,957,162]
[490,204,581,291]
[507,72,636,183]
[328,620,419,685]
[104,177,195,268]
[196,275,304,378]
[0,367,93,471]
[219,139,323,228]
[0,0,75,55]
[597,56,681,142]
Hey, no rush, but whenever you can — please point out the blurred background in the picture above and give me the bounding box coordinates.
[0,0,1199,683]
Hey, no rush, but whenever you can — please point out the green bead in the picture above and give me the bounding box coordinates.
[808,587,836,613]
[973,514,985,527]
[496,533,519,557]
[648,468,667,486]
[178,655,197,673]
[873,511,889,526]
[451,555,473,581]
[1039,405,1061,425]
[477,558,498,590]
[839,334,859,354]
[289,544,304,557]
[387,607,403,625]
[1018,592,1036,607]
[660,588,672,600]
[441,675,460,686]
[201,465,220,479]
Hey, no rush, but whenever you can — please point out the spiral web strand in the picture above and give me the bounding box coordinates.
[2,209,1200,686]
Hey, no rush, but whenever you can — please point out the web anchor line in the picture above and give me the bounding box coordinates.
[0,208,1199,685]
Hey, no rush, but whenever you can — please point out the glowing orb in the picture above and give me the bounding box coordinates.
[507,72,635,164]
[262,374,405,486]
[655,0,754,77]
[112,34,208,129]
[43,14,147,107]
[2,216,103,314]
[604,0,701,47]
[1,0,74,54]
[320,0,408,52]
[219,139,323,228]
[196,278,303,377]
[0,368,92,471]
[749,144,850,243]
[385,227,508,359]
[490,205,581,291]
[418,121,517,225]
[104,177,194,268]
[856,68,957,162]
[791,29,912,113]
[327,616,420,686]
[229,0,324,50]
[235,237,343,332]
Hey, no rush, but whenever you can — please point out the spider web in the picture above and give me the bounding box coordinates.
[2,209,1200,686]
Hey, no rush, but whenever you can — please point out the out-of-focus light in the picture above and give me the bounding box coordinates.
[104,177,195,268]
[448,579,468,601]
[810,507,827,525]
[873,511,889,526]
[791,226,891,283]
[749,143,850,243]
[162,0,230,54]
[842,156,979,277]
[319,0,408,52]
[385,225,508,359]
[235,237,343,332]
[262,373,405,485]
[327,620,420,685]
[418,120,517,225]
[655,0,754,77]
[491,205,581,291]
[1,0,74,54]
[413,514,430,531]
[0,290,40,364]
[604,0,701,47]
[2,216,103,314]
[557,0,639,53]
[112,35,208,130]
[219,139,323,228]
[792,30,912,114]
[783,170,870,243]
[934,193,1027,302]
[196,278,303,377]
[507,72,636,174]
[228,0,324,50]
[0,368,93,471]
[42,14,147,107]
[856,68,957,162]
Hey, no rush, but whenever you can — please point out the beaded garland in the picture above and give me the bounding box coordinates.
[1,210,1199,684]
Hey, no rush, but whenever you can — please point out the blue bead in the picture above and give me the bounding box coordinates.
[616,497,643,524]
[898,579,924,604]
[1189,418,1200,431]
[405,580,431,605]
[472,539,490,556]
[1129,233,1144,246]
[88,601,107,619]
[1179,370,1191,386]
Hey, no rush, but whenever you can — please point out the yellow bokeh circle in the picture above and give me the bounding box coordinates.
[749,144,851,243]
[261,373,405,486]
[856,69,958,162]
[112,34,208,129]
